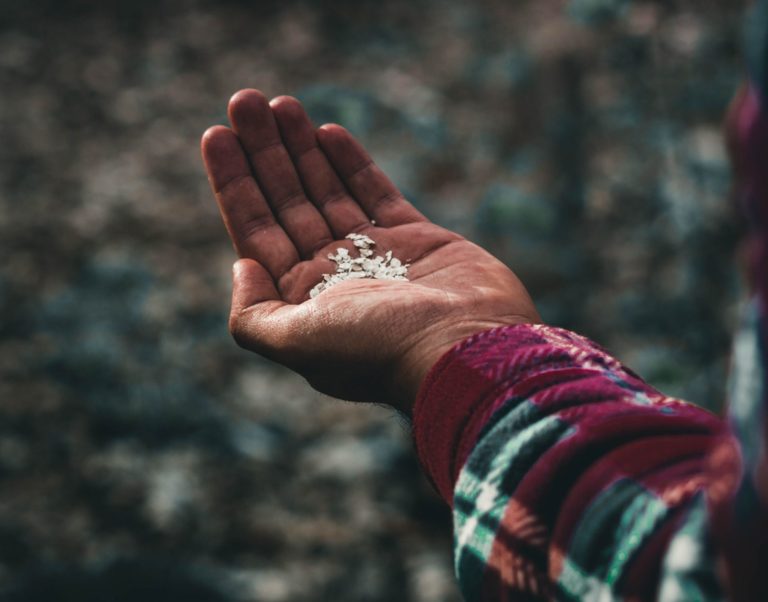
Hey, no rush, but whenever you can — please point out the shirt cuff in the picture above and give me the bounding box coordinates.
[411,323,627,505]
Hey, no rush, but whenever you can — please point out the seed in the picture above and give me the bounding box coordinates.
[309,234,410,298]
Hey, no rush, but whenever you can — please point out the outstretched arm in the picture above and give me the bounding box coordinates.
[201,90,750,601]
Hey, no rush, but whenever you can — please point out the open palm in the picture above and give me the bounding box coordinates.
[202,90,538,411]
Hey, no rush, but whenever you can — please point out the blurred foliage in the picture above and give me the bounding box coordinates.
[0,0,747,600]
[569,0,629,24]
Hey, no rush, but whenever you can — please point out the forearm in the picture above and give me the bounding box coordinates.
[413,324,728,600]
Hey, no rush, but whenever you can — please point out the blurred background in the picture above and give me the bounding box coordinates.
[0,0,748,600]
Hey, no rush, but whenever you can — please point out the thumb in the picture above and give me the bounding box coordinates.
[229,258,290,353]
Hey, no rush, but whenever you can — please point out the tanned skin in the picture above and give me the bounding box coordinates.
[201,89,539,414]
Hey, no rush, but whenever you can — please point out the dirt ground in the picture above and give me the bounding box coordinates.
[0,0,746,600]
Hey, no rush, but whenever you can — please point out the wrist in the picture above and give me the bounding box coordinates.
[392,317,537,416]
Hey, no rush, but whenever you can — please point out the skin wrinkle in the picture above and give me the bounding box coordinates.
[239,214,280,241]
[345,158,376,181]
[290,144,321,164]
[271,189,309,212]
[370,190,407,213]
[247,140,285,157]
[308,236,336,258]
[314,190,354,209]
[214,172,252,195]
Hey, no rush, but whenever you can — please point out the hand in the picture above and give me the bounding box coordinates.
[201,90,539,413]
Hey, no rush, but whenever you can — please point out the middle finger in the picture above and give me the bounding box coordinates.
[228,89,334,258]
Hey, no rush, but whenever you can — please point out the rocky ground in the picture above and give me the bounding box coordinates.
[0,0,746,600]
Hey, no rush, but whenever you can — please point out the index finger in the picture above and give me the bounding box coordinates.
[202,125,300,279]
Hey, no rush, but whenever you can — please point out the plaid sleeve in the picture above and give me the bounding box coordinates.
[412,324,728,601]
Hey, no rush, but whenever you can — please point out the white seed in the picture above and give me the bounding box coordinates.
[309,234,410,298]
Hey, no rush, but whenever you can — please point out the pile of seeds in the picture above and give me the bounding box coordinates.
[309,233,410,298]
